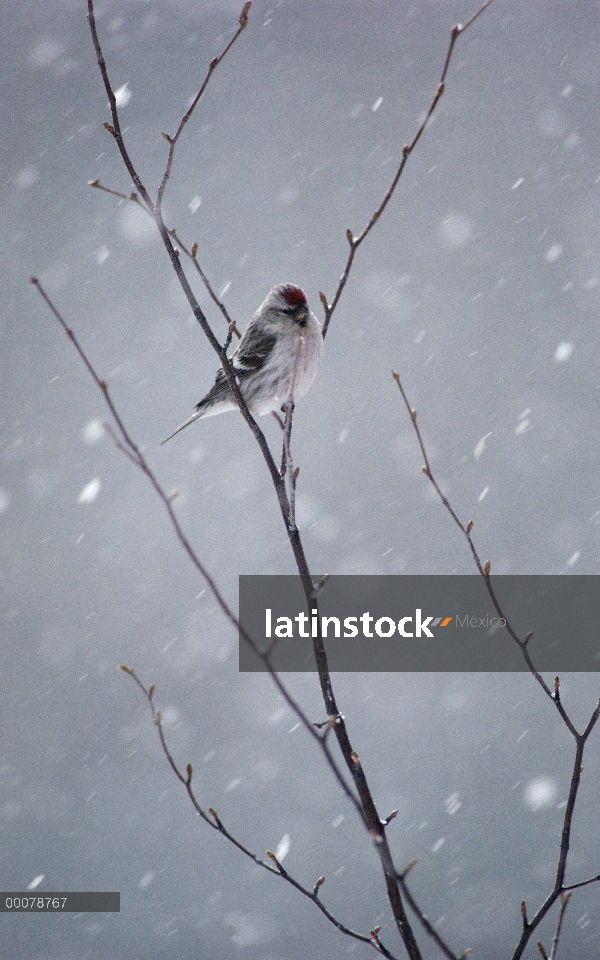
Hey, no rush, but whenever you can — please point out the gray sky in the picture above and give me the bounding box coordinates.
[2,1,600,957]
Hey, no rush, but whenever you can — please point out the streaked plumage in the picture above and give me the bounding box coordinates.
[162,283,323,444]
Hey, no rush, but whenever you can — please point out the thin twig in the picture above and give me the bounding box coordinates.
[30,277,363,826]
[396,868,463,960]
[549,892,571,960]
[320,0,494,339]
[89,0,319,624]
[562,874,600,892]
[80,5,493,956]
[391,369,579,734]
[156,3,251,212]
[120,667,397,958]
[390,366,600,960]
[88,179,241,338]
[278,402,298,527]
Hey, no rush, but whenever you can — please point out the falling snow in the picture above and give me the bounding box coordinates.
[523,777,557,812]
[544,243,563,263]
[114,83,131,107]
[554,341,573,362]
[473,433,492,460]
[275,833,291,861]
[78,478,101,503]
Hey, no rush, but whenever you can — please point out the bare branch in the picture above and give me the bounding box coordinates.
[391,365,600,960]
[88,179,241,339]
[396,868,464,960]
[321,0,494,338]
[562,874,600,892]
[31,278,364,825]
[549,892,571,960]
[87,1,154,211]
[180,233,241,338]
[119,667,394,957]
[80,6,498,956]
[391,369,581,736]
[156,3,252,212]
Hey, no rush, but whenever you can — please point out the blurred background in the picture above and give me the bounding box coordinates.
[2,0,600,956]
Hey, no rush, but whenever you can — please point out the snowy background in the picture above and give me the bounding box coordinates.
[2,0,600,957]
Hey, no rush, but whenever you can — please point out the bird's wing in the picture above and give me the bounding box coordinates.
[194,325,277,409]
[231,323,277,372]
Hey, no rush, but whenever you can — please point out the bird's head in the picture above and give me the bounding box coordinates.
[264,283,309,327]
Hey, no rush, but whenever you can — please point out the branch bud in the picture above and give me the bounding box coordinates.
[384,809,398,825]
[102,121,116,137]
[483,560,491,576]
[117,664,133,674]
[186,762,193,784]
[161,132,173,143]
[266,850,281,870]
[350,750,361,769]
[88,178,100,188]
[208,807,221,825]
[466,519,473,533]
[318,290,328,310]
[525,631,533,643]
[370,925,382,941]
[421,466,429,476]
[536,942,549,960]
[191,241,198,258]
[239,1,251,28]
[521,900,528,925]
[148,683,155,698]
[313,875,325,896]
[345,228,354,246]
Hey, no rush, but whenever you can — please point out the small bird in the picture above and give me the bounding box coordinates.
[162,283,323,444]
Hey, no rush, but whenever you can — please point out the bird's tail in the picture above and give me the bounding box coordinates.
[161,408,206,445]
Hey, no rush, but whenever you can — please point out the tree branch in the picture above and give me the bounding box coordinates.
[320,0,494,339]
[88,179,241,338]
[391,367,600,960]
[396,862,466,960]
[156,2,251,212]
[30,277,364,826]
[84,5,436,954]
[120,666,398,959]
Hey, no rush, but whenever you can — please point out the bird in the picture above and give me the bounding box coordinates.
[162,283,323,444]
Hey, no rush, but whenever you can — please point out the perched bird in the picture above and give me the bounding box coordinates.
[162,283,323,443]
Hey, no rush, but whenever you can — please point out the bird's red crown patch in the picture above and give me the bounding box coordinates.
[283,285,307,306]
